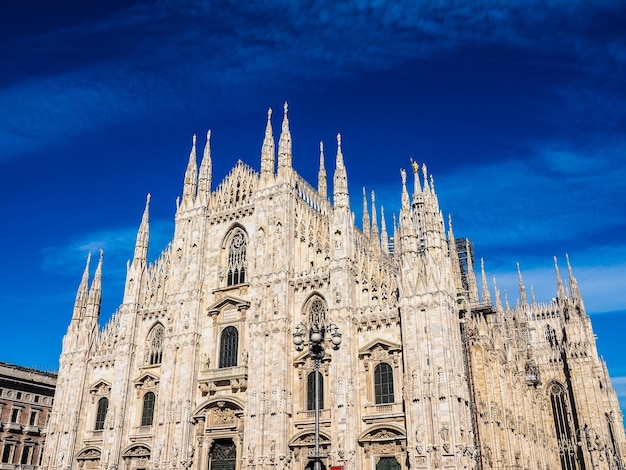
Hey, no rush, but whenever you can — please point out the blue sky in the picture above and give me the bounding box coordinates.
[1,0,625,411]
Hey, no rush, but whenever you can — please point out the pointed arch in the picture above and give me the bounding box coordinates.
[302,293,328,328]
[223,226,248,286]
[548,381,577,470]
[146,322,164,365]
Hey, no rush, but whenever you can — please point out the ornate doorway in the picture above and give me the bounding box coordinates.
[209,439,236,470]
[376,456,400,470]
[304,461,327,470]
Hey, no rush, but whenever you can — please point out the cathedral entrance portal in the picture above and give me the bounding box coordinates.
[304,461,327,470]
[376,456,400,470]
[209,439,237,470]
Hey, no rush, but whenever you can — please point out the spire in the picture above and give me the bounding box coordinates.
[517,263,528,307]
[362,187,370,235]
[198,130,212,205]
[493,276,503,313]
[277,102,292,176]
[392,213,398,254]
[531,284,537,306]
[448,216,462,291]
[133,194,150,265]
[400,168,409,210]
[464,238,478,301]
[87,249,103,317]
[333,134,350,209]
[566,253,581,299]
[410,158,421,199]
[422,163,430,194]
[381,206,389,254]
[72,253,91,320]
[480,258,491,303]
[554,256,566,299]
[182,134,198,201]
[260,108,275,178]
[371,191,379,245]
[318,141,327,198]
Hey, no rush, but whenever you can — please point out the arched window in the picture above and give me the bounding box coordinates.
[141,392,155,426]
[606,413,623,467]
[549,383,576,470]
[307,371,324,411]
[227,229,247,286]
[545,325,557,348]
[147,324,164,365]
[374,363,395,404]
[308,296,327,328]
[95,397,108,430]
[219,326,239,368]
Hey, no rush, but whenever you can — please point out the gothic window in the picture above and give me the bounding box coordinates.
[606,413,623,467]
[308,296,327,328]
[227,229,247,286]
[95,397,108,430]
[549,382,576,470]
[374,363,395,404]
[219,326,239,368]
[141,392,156,426]
[306,371,324,411]
[147,324,164,365]
[545,325,557,348]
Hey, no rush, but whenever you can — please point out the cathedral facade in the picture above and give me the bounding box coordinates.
[42,105,625,470]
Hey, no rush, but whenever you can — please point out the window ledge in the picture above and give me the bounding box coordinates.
[362,402,404,423]
[198,366,248,396]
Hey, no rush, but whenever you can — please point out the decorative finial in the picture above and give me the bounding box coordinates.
[268,108,272,119]
[207,129,211,141]
[337,133,342,148]
[192,134,196,147]
[284,101,288,114]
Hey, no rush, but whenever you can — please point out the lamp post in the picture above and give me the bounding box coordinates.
[293,321,342,470]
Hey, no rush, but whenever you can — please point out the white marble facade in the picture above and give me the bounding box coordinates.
[42,105,625,470]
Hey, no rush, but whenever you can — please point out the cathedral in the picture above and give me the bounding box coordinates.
[42,104,625,470]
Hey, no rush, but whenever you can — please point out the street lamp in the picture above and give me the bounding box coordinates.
[293,321,342,470]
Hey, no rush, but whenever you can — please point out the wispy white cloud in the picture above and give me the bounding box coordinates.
[1,0,624,160]
[611,376,626,404]
[477,252,626,315]
[41,218,173,281]
[436,138,626,252]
